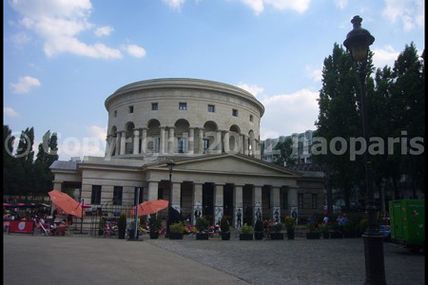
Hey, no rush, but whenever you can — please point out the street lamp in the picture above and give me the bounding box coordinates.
[344,15,386,285]
[165,160,176,238]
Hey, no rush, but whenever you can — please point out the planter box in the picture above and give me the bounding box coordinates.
[270,232,284,240]
[221,232,231,240]
[306,232,321,239]
[254,232,264,240]
[196,233,209,240]
[330,231,343,239]
[169,232,184,240]
[149,232,159,239]
[322,232,330,239]
[239,233,253,240]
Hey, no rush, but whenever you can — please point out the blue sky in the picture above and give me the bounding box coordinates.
[4,0,424,160]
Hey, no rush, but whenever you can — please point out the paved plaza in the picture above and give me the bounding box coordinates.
[4,234,424,285]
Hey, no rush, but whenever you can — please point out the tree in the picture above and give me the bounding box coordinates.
[273,137,296,167]
[34,131,59,195]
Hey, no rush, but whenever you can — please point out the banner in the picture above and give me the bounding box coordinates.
[9,221,34,234]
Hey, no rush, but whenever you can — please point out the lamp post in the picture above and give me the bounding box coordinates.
[344,15,386,285]
[166,160,176,237]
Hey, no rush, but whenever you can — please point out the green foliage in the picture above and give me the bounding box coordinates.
[271,223,282,233]
[169,222,185,234]
[273,137,296,167]
[220,216,230,232]
[149,216,161,233]
[195,217,210,233]
[284,216,296,230]
[318,224,329,234]
[240,224,253,234]
[254,219,264,232]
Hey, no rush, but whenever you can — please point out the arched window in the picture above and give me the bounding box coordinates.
[203,121,218,153]
[175,119,190,153]
[229,125,241,153]
[125,122,135,154]
[147,119,161,153]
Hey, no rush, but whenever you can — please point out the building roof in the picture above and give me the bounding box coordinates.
[49,160,78,171]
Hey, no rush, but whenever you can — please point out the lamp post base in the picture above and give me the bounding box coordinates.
[363,233,386,285]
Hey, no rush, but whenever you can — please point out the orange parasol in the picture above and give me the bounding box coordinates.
[48,190,85,218]
[131,199,169,217]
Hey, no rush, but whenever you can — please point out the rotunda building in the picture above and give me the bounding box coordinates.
[104,78,264,159]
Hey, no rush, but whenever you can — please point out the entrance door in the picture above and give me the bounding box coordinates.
[202,183,214,224]
[243,184,253,226]
[223,184,234,225]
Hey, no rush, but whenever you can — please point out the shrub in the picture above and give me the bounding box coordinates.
[254,219,264,232]
[241,224,253,234]
[170,222,185,234]
[358,218,368,235]
[149,216,161,233]
[195,217,210,233]
[319,223,329,234]
[220,217,230,233]
[271,223,282,233]
[307,223,319,233]
[285,216,296,230]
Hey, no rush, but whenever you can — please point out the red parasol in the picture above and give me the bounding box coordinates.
[131,199,169,217]
[48,190,84,218]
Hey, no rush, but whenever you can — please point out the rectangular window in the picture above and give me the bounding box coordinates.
[151,102,158,110]
[129,106,134,113]
[298,193,304,209]
[114,110,117,117]
[232,109,238,117]
[179,102,187,110]
[311,194,317,209]
[135,187,144,203]
[113,186,123,206]
[177,137,188,153]
[91,185,102,205]
[250,115,253,122]
[208,104,215,113]
[203,138,209,152]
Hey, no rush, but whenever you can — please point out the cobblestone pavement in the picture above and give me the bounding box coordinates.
[147,236,424,285]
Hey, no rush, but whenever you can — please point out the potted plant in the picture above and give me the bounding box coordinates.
[195,217,210,240]
[270,223,284,240]
[254,219,264,240]
[149,216,161,239]
[169,222,185,240]
[306,223,321,239]
[319,224,330,239]
[118,214,127,239]
[285,216,296,240]
[239,224,254,240]
[220,217,230,240]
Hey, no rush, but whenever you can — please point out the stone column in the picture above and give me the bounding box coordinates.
[271,186,281,223]
[253,185,262,224]
[198,128,204,154]
[115,134,120,156]
[148,181,159,201]
[160,127,166,154]
[243,135,249,156]
[233,185,243,229]
[168,127,175,154]
[188,128,194,154]
[223,131,230,154]
[239,134,244,154]
[214,184,224,225]
[120,131,126,155]
[171,182,181,213]
[141,128,147,154]
[192,183,203,225]
[133,129,140,155]
[250,137,256,157]
[105,135,113,157]
[288,187,299,223]
[216,131,222,154]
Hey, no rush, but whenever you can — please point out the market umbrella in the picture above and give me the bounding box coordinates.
[48,190,84,218]
[131,199,169,217]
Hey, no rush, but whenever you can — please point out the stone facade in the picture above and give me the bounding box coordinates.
[50,78,325,226]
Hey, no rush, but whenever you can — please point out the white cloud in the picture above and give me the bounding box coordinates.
[334,0,348,9]
[241,0,311,14]
[88,125,107,141]
[4,107,19,118]
[10,76,41,94]
[237,83,264,97]
[94,25,113,37]
[305,65,322,82]
[382,0,424,31]
[260,88,319,140]
[372,45,399,68]
[10,0,122,59]
[10,32,31,45]
[163,0,186,9]
[123,44,147,58]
